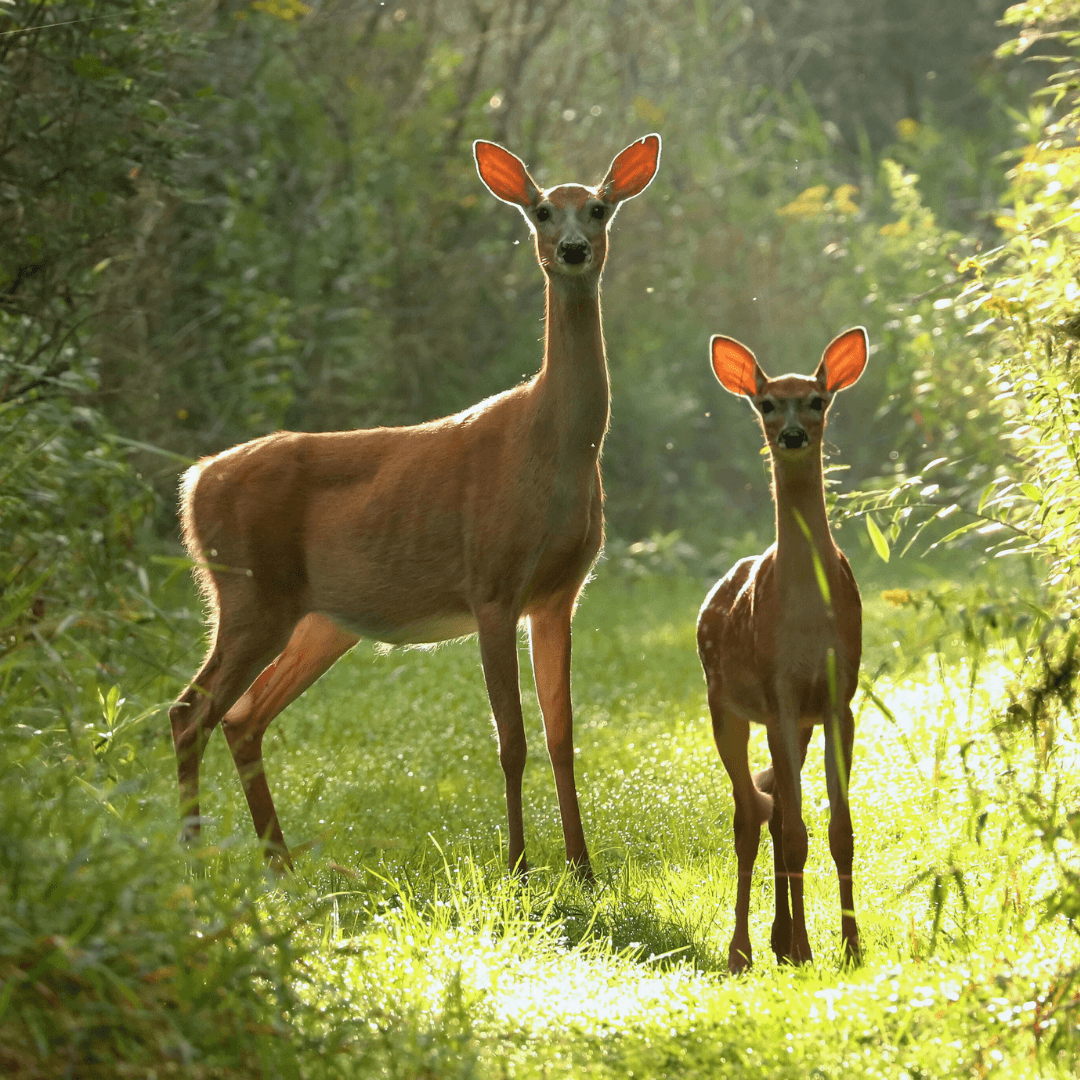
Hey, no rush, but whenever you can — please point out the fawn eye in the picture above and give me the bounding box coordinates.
[809,397,825,411]
[535,206,551,222]
[590,204,606,220]
[759,400,775,414]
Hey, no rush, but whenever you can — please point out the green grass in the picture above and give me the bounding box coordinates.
[5,565,1080,1076]
[174,566,1079,1076]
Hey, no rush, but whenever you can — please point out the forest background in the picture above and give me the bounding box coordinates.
[6,0,1080,1076]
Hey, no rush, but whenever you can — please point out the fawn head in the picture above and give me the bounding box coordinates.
[474,135,661,278]
[710,328,868,456]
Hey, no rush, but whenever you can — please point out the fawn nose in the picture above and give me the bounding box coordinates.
[557,240,590,265]
[779,427,809,450]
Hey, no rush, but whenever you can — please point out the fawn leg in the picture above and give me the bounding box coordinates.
[759,725,812,963]
[767,703,812,965]
[825,703,860,962]
[711,696,771,973]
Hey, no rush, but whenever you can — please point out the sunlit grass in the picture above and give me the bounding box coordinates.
[159,567,1080,1076]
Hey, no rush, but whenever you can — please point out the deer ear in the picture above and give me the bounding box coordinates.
[474,141,541,209]
[711,335,763,397]
[598,134,661,204]
[816,327,868,391]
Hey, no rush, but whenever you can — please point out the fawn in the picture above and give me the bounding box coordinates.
[697,327,868,971]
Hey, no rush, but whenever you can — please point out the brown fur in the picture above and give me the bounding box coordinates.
[168,135,662,877]
[699,328,867,972]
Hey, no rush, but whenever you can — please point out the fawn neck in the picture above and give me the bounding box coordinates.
[771,448,836,593]
[536,271,610,457]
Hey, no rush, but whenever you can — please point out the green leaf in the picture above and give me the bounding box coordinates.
[0,568,51,631]
[927,520,982,551]
[866,514,891,563]
[75,778,121,819]
[1020,483,1043,502]
[98,684,124,727]
[109,435,195,463]
[72,54,108,79]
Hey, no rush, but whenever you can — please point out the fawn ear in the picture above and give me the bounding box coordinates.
[816,327,868,391]
[598,134,661,205]
[474,141,541,210]
[711,335,764,397]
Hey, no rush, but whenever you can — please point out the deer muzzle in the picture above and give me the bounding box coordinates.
[779,427,809,450]
[557,240,591,266]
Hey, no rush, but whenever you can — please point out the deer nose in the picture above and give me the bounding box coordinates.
[557,240,590,265]
[779,428,809,450]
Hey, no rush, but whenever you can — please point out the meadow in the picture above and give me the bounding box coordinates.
[7,551,1072,1078]
[6,3,1080,1076]
[248,562,1080,1079]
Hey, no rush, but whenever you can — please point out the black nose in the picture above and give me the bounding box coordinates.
[779,428,808,449]
[558,241,589,265]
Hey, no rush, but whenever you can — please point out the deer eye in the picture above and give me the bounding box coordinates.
[535,206,551,222]
[590,204,606,220]
[809,397,826,412]
[759,400,775,414]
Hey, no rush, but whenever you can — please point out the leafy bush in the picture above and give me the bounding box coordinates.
[842,3,1080,589]
[0,337,313,1073]
[0,0,194,379]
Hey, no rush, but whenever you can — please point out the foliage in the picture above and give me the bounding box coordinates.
[0,2,202,888]
[0,785,307,1078]
[0,0,196,386]
[72,0,1026,543]
[0,11,302,1065]
[53,571,1078,1077]
[0,1,1027,544]
[961,3,1080,593]
[827,0,1080,1009]
[0,402,322,1074]
[0,363,159,726]
[843,0,1080,592]
[7,1,1080,1074]
[0,320,305,1072]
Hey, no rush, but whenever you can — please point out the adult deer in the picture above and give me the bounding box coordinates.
[168,134,661,877]
[697,327,868,971]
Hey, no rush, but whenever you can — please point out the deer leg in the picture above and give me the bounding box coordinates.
[759,726,812,964]
[767,709,812,966]
[709,695,771,973]
[169,601,295,848]
[529,597,592,881]
[221,613,360,866]
[476,605,529,875]
[170,648,221,843]
[825,703,860,963]
[757,763,791,962]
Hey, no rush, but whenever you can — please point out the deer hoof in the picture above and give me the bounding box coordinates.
[728,940,753,974]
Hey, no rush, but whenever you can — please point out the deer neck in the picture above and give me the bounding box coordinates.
[771,449,837,594]
[534,271,610,459]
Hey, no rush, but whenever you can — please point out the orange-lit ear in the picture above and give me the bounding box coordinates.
[710,335,764,397]
[816,326,868,391]
[474,141,541,209]
[598,134,661,204]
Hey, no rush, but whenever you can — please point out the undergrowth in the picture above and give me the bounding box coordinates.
[4,557,1078,1076]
